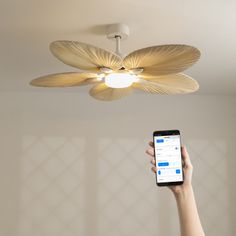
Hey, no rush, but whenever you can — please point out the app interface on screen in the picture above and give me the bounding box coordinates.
[154,135,183,183]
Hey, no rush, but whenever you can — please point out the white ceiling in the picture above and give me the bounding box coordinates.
[1,0,236,94]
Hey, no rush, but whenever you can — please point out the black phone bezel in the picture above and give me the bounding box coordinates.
[153,130,184,187]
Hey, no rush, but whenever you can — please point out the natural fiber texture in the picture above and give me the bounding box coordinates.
[123,45,200,75]
[31,41,201,100]
[133,74,199,94]
[30,72,98,87]
[50,41,123,71]
[89,83,133,101]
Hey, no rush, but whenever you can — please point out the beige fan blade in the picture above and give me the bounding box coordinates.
[30,72,99,87]
[50,41,122,71]
[123,45,200,76]
[132,73,199,94]
[89,83,133,101]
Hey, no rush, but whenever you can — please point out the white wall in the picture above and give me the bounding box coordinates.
[0,91,235,236]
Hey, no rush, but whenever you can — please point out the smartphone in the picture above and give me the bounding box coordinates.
[153,130,184,186]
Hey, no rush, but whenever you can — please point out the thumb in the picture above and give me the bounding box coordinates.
[181,146,192,168]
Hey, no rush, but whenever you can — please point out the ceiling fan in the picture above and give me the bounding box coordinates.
[30,23,201,101]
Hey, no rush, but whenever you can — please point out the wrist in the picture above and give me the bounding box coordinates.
[174,185,194,201]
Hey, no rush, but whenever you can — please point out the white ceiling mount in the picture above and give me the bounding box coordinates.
[106,23,129,58]
[106,23,130,41]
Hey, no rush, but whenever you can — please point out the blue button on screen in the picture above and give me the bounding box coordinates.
[176,169,181,174]
[156,139,164,143]
[158,162,169,167]
[158,170,161,175]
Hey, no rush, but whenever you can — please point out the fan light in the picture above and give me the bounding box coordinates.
[105,73,138,88]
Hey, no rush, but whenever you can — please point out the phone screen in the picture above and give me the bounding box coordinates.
[153,132,183,185]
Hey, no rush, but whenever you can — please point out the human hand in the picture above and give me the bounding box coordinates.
[146,141,193,196]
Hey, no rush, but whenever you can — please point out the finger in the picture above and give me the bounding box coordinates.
[149,141,154,147]
[181,146,192,168]
[150,158,156,166]
[146,147,154,157]
[151,166,157,173]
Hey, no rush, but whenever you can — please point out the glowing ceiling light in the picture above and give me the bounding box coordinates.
[105,73,138,88]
